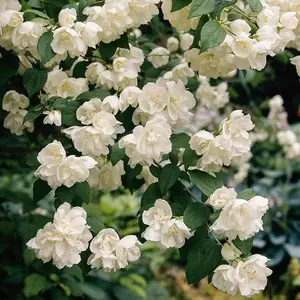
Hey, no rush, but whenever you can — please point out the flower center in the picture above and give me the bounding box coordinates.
[147,131,159,143]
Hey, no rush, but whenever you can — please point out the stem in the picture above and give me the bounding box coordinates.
[209,226,223,247]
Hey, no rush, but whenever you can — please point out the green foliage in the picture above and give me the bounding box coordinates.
[200,20,226,51]
[246,0,263,12]
[233,237,254,256]
[0,51,19,87]
[183,145,198,169]
[23,68,48,98]
[171,0,192,12]
[77,89,111,101]
[238,189,257,200]
[158,164,181,195]
[170,133,190,148]
[33,178,52,203]
[189,170,223,196]
[99,34,129,60]
[140,183,162,212]
[24,273,51,297]
[110,144,126,166]
[189,0,216,18]
[87,216,105,234]
[183,202,210,230]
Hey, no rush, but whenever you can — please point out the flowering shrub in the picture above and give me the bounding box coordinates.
[2,0,300,298]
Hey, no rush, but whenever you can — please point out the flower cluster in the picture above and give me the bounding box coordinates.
[184,2,299,78]
[277,130,300,159]
[208,187,269,240]
[27,202,92,269]
[34,140,97,189]
[88,228,141,272]
[268,95,288,129]
[85,45,144,91]
[212,254,272,297]
[190,110,254,172]
[2,90,34,135]
[142,199,193,249]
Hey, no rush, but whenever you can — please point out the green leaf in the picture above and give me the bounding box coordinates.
[23,68,48,98]
[61,100,82,126]
[212,0,237,18]
[158,164,181,195]
[169,148,179,165]
[186,239,222,284]
[73,61,90,78]
[184,202,210,230]
[38,31,55,65]
[189,0,216,18]
[28,0,42,8]
[237,189,257,200]
[233,236,254,255]
[87,216,105,234]
[171,0,192,12]
[200,20,226,51]
[24,110,43,122]
[33,179,52,203]
[110,144,126,166]
[149,166,161,178]
[76,182,90,204]
[189,170,223,196]
[192,15,209,48]
[24,273,51,298]
[99,34,129,60]
[77,89,111,101]
[246,0,263,12]
[55,185,77,204]
[183,146,198,169]
[169,184,193,216]
[24,9,51,19]
[0,52,19,87]
[140,183,162,212]
[171,133,190,148]
[47,0,68,7]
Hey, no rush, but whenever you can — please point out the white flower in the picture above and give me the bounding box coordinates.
[138,81,170,114]
[211,196,269,240]
[134,116,172,161]
[92,111,124,136]
[167,37,179,52]
[88,228,120,272]
[58,8,77,28]
[12,21,45,51]
[3,109,33,136]
[57,78,89,99]
[119,86,141,111]
[142,199,172,242]
[2,90,29,113]
[230,19,251,37]
[0,10,23,28]
[168,61,195,85]
[37,140,66,167]
[190,130,214,156]
[27,203,92,269]
[166,80,196,121]
[212,265,239,295]
[75,21,102,48]
[206,187,237,210]
[148,47,170,68]
[257,7,280,28]
[160,219,192,248]
[76,99,102,125]
[221,242,242,261]
[285,143,300,159]
[51,27,87,58]
[236,254,272,297]
[101,95,119,115]
[57,155,97,188]
[280,12,298,30]
[43,110,62,126]
[291,56,300,77]
[116,235,141,268]
[34,165,61,190]
[97,70,115,90]
[277,130,297,146]
[87,161,125,192]
[43,69,69,96]
[85,62,106,85]
[180,33,194,51]
[0,0,21,12]
[231,37,254,58]
[269,94,284,110]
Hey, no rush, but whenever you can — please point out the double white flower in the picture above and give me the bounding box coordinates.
[27,203,92,269]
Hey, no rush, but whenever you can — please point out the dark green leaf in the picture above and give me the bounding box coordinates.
[200,20,226,51]
[169,184,193,216]
[171,133,190,148]
[73,61,90,78]
[158,164,181,195]
[246,0,263,12]
[171,0,192,12]
[189,0,216,18]
[140,183,162,212]
[24,9,51,19]
[23,68,48,98]
[184,202,210,230]
[24,110,43,122]
[24,273,51,298]
[233,236,254,255]
[0,52,19,87]
[169,148,179,165]
[77,89,110,101]
[47,0,68,7]
[110,144,126,166]
[28,0,42,8]
[38,31,55,65]
[87,216,105,234]
[99,34,129,60]
[186,239,222,284]
[192,15,209,48]
[238,189,257,200]
[183,146,198,169]
[61,100,82,126]
[212,0,237,18]
[33,179,52,203]
[149,166,161,178]
[55,185,77,204]
[189,170,223,196]
[76,182,90,204]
